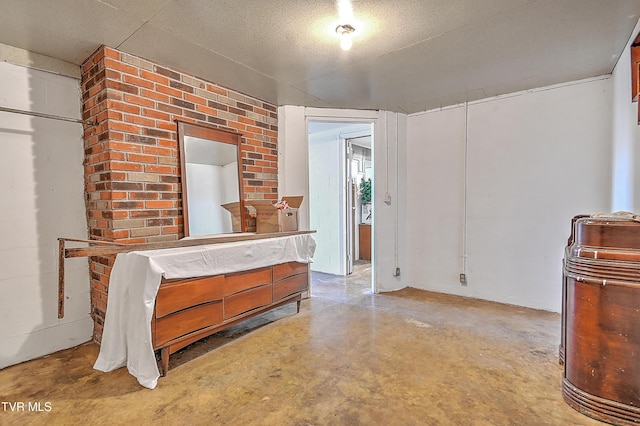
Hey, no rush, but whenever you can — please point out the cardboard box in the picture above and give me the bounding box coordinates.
[246,215,257,233]
[279,196,303,232]
[247,200,278,233]
[220,202,243,232]
[247,196,303,233]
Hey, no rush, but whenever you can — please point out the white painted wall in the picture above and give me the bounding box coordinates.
[278,107,407,292]
[0,58,92,369]
[611,18,640,212]
[376,111,407,292]
[405,107,466,293]
[278,106,310,230]
[407,77,613,312]
[308,127,344,274]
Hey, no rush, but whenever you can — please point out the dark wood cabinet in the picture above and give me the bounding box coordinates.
[562,216,640,425]
[359,224,371,261]
[152,261,309,376]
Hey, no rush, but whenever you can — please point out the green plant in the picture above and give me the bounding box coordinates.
[359,177,372,204]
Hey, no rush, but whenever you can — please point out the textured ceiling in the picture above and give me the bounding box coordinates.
[1,0,640,113]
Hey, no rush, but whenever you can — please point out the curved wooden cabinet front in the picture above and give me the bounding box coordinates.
[563,218,640,425]
[152,261,309,376]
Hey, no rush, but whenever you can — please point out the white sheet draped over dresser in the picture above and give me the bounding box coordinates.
[93,233,316,389]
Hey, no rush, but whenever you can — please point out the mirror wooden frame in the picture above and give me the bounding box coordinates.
[177,121,246,236]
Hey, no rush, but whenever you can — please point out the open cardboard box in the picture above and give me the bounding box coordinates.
[221,202,257,232]
[247,196,303,233]
[220,202,243,232]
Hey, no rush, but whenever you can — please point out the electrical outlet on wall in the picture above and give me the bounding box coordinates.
[459,273,467,286]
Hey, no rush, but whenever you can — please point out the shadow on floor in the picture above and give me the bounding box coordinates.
[169,261,372,369]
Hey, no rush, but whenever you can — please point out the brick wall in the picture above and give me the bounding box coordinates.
[81,45,278,342]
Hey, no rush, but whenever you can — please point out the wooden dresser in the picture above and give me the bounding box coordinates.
[151,261,309,375]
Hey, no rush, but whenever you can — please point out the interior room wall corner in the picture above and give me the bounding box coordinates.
[611,16,640,212]
[374,110,407,292]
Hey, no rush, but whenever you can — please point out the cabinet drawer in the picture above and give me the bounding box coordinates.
[273,262,308,282]
[156,275,225,318]
[224,267,271,296]
[155,301,223,347]
[273,273,308,301]
[225,284,272,319]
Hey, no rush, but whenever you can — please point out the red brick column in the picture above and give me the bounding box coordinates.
[81,46,279,342]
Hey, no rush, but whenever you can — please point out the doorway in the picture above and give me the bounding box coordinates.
[346,136,372,275]
[307,120,373,289]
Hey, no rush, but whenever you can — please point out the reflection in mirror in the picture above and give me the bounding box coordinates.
[178,121,245,237]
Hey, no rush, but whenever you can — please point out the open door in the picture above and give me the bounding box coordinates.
[346,141,355,275]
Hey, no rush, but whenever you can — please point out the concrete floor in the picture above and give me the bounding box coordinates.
[0,262,600,425]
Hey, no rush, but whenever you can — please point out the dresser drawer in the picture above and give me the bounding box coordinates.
[225,284,272,319]
[224,267,272,296]
[156,275,225,318]
[273,262,308,282]
[155,301,223,347]
[273,273,308,301]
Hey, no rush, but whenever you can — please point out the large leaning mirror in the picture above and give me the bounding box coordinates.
[178,121,246,237]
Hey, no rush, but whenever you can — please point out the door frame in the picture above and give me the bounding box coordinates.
[306,116,376,291]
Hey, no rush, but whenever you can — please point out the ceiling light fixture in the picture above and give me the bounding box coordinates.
[336,24,355,51]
